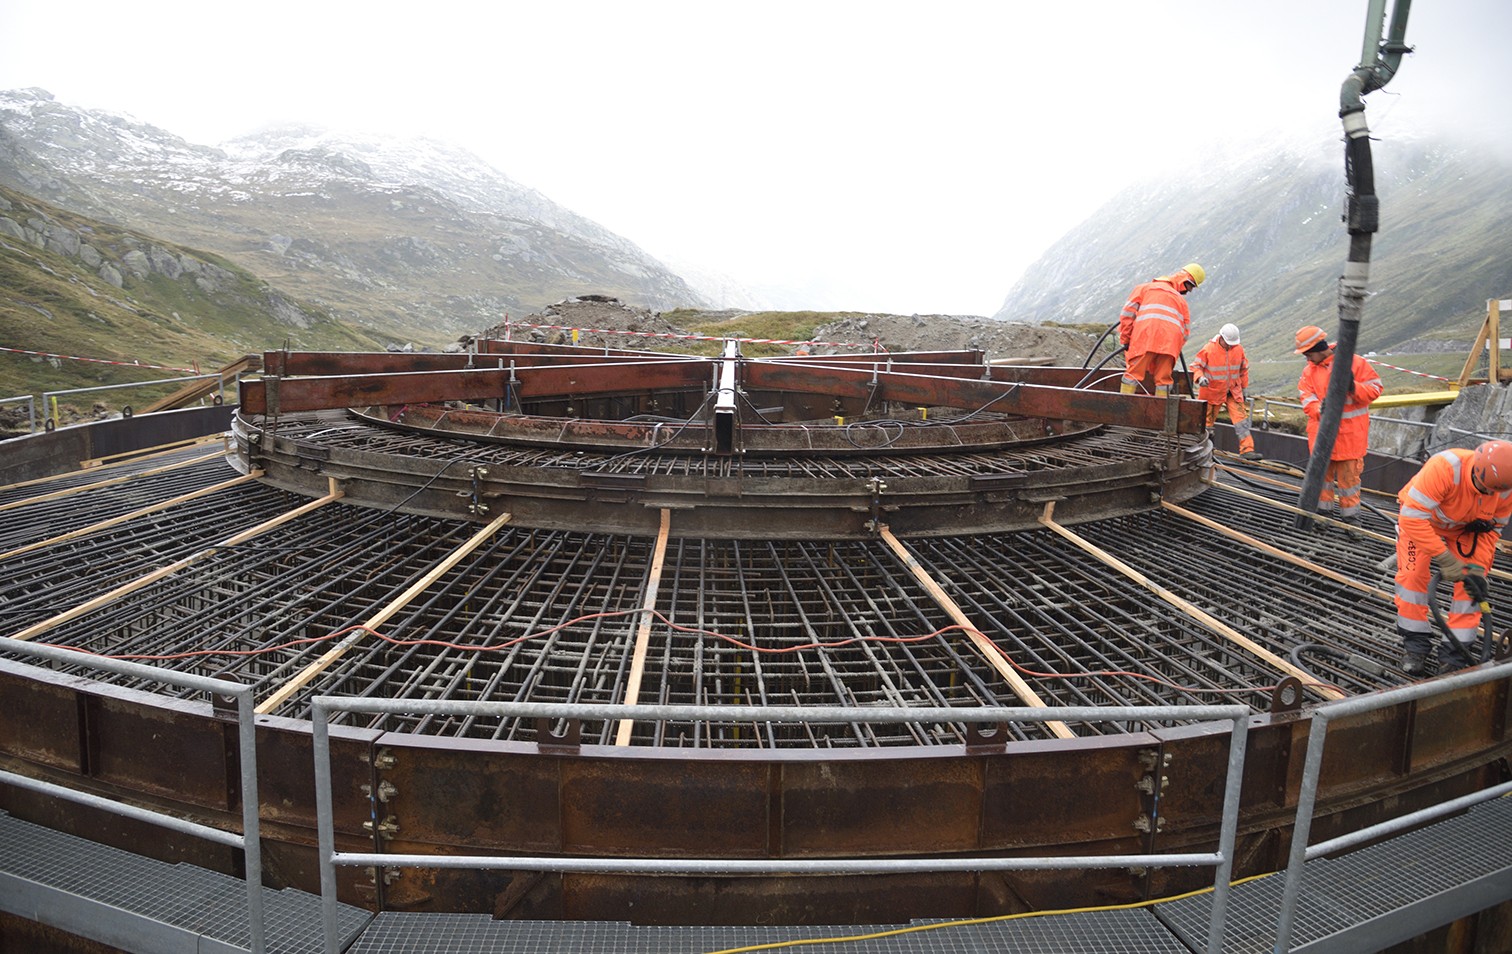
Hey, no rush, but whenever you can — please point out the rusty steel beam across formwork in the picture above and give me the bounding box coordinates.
[265,349,697,377]
[744,362,1207,433]
[240,359,715,415]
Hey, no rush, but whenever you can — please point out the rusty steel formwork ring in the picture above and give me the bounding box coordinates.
[0,341,1508,925]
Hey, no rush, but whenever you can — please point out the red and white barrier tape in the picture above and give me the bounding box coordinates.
[1363,357,1451,383]
[1,345,199,374]
[494,320,879,351]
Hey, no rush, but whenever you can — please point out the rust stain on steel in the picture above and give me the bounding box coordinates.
[745,362,1207,433]
[0,663,84,770]
[373,739,565,851]
[978,739,1150,850]
[559,756,773,855]
[779,755,985,855]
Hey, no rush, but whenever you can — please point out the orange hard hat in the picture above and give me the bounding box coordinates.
[1294,325,1329,354]
[1472,440,1512,492]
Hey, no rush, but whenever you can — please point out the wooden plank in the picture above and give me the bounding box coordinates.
[1038,502,1345,701]
[0,471,262,562]
[0,449,229,514]
[1162,500,1392,601]
[614,509,673,745]
[255,510,514,715]
[7,483,345,643]
[878,525,1074,739]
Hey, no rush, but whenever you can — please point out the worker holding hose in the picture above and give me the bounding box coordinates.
[1395,440,1512,675]
[1295,325,1384,523]
[1118,263,1204,397]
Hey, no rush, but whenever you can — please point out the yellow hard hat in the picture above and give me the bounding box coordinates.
[1181,263,1206,287]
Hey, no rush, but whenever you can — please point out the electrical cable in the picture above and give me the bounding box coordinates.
[698,870,1280,954]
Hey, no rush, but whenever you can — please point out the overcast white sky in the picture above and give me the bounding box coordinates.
[2,1,1509,315]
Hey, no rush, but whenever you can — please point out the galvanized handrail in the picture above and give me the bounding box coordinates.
[1273,661,1512,952]
[5,373,235,434]
[310,698,1251,954]
[0,394,37,434]
[0,638,266,954]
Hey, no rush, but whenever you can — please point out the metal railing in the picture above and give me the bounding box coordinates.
[0,394,36,434]
[1273,661,1512,952]
[310,698,1251,954]
[0,373,230,435]
[0,639,266,954]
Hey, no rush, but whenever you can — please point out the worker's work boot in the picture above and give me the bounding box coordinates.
[1240,450,1263,461]
[1119,382,1136,395]
[1438,641,1476,673]
[1399,652,1433,676]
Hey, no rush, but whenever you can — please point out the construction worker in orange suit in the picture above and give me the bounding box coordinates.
[1294,325,1383,522]
[1190,323,1261,460]
[1118,263,1204,396]
[1395,441,1512,675]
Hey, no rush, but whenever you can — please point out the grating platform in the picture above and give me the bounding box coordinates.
[0,809,369,954]
[5,797,1508,953]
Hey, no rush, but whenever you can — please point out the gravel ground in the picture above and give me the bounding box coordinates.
[477,297,1101,365]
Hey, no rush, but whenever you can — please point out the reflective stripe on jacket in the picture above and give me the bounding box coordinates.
[1190,338,1248,403]
[1397,448,1512,566]
[1118,278,1190,361]
[1297,350,1383,460]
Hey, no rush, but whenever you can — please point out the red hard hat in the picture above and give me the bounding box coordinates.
[1472,440,1512,492]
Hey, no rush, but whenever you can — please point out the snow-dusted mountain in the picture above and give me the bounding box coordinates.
[0,87,709,344]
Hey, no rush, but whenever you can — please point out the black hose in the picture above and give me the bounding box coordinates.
[1082,323,1121,370]
[1073,345,1126,389]
[1424,568,1495,666]
[1297,0,1412,528]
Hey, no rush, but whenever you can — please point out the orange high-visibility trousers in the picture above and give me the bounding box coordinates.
[1320,458,1364,518]
[1204,398,1254,454]
[1122,352,1177,395]
[1395,531,1487,657]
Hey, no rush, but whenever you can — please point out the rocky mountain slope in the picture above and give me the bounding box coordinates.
[994,132,1512,392]
[0,88,706,346]
[0,183,384,402]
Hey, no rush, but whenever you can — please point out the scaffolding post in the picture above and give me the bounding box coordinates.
[1457,296,1511,387]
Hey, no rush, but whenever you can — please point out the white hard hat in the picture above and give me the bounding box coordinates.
[1218,323,1241,346]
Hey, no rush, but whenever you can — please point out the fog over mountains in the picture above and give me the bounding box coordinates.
[994,130,1512,367]
[0,87,709,345]
[3,86,1511,377]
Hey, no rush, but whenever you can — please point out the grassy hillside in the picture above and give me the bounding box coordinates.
[0,184,389,419]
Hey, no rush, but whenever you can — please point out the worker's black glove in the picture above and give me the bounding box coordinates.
[1432,550,1466,583]
[1464,567,1490,605]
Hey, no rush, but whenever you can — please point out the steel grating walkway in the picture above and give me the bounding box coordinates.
[3,796,1510,953]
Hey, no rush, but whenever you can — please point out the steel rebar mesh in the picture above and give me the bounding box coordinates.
[628,537,1030,748]
[0,455,239,552]
[0,442,227,509]
[263,413,1176,481]
[904,532,1282,729]
[1072,501,1402,693]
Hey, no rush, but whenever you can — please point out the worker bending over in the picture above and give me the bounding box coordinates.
[1395,440,1512,675]
[1118,263,1204,397]
[1191,323,1260,460]
[1295,325,1383,522]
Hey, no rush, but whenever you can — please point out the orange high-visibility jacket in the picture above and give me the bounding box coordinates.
[1297,350,1383,460]
[1398,448,1512,566]
[1190,338,1249,403]
[1118,278,1190,362]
